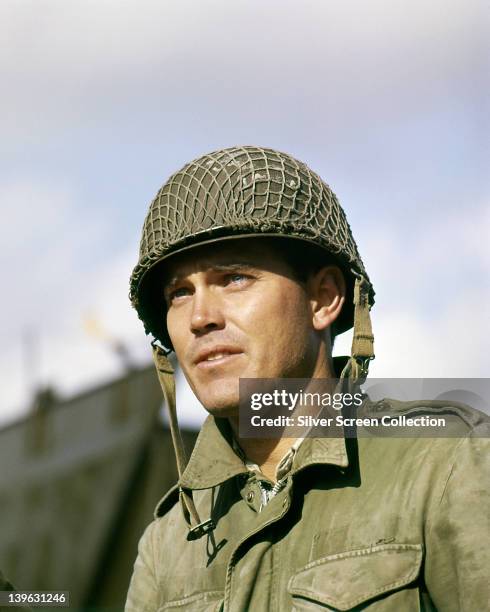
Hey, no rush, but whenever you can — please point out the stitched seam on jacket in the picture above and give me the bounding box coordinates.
[160,590,223,608]
[299,543,422,569]
[292,565,419,610]
[289,545,422,608]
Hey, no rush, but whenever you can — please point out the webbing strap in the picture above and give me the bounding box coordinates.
[152,345,202,531]
[351,275,375,361]
[340,273,375,385]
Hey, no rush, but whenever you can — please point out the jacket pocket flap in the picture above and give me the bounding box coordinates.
[288,543,423,610]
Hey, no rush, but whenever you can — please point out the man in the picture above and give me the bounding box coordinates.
[125,146,488,610]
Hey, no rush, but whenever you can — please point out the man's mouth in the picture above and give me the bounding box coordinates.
[194,346,243,366]
[206,352,233,361]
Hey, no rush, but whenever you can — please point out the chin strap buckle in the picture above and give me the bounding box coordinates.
[353,355,374,382]
[187,518,216,541]
[151,338,172,356]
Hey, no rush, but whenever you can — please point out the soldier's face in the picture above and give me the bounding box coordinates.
[164,239,325,417]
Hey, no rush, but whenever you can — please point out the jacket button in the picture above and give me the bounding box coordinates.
[246,491,255,502]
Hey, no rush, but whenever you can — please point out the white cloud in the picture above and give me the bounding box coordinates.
[368,285,488,378]
[2,0,483,74]
[335,203,490,377]
[0,180,107,339]
[1,0,486,148]
[0,244,149,424]
[0,178,145,423]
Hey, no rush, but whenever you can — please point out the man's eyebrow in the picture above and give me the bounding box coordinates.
[209,262,257,272]
[163,261,257,291]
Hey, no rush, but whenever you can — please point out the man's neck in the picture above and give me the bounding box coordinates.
[228,419,296,482]
[228,354,337,482]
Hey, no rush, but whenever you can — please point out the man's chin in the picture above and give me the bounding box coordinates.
[202,402,239,419]
[192,383,241,419]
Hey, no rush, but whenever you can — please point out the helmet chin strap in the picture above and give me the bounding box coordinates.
[152,343,215,540]
[339,272,375,388]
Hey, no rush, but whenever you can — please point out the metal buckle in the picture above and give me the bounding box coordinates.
[355,356,374,380]
[187,519,216,541]
[151,338,172,356]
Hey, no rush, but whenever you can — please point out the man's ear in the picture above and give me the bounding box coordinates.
[307,266,346,331]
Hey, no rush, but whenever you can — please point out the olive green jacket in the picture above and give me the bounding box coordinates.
[125,402,489,611]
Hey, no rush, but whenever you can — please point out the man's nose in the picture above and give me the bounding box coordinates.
[190,288,225,336]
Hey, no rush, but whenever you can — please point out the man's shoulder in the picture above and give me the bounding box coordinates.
[153,485,214,522]
[136,485,188,553]
[355,396,490,483]
[361,396,489,436]
[154,483,181,520]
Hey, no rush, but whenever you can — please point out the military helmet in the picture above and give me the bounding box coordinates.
[130,145,375,349]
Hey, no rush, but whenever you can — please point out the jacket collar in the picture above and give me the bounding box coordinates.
[179,416,246,489]
[179,414,349,490]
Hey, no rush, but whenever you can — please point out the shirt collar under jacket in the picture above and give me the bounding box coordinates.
[231,435,305,483]
[231,436,306,511]
[178,415,349,491]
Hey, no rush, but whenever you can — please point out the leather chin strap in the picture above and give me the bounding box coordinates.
[152,344,215,540]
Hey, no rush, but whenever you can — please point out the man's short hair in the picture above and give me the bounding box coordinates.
[268,238,341,345]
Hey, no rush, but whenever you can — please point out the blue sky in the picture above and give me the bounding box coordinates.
[1,0,488,425]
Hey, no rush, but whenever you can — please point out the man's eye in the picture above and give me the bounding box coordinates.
[167,287,190,302]
[226,273,249,284]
